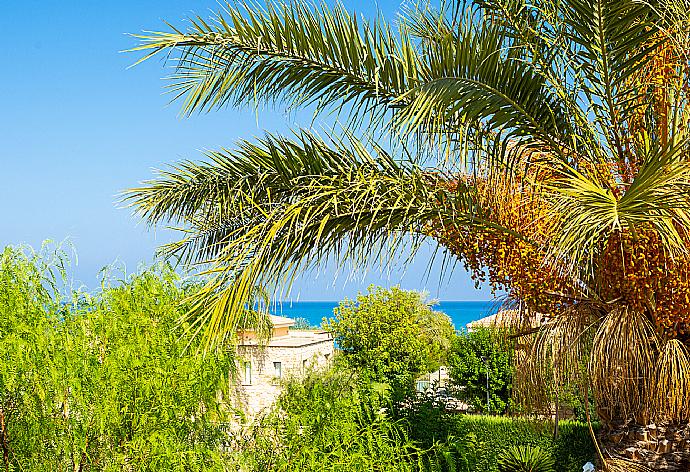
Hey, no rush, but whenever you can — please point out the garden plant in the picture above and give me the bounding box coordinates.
[0,245,234,470]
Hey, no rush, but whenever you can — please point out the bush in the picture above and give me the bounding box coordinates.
[237,368,422,471]
[444,416,596,472]
[498,445,555,472]
[448,327,515,413]
[0,245,234,470]
[325,285,455,390]
[399,400,597,472]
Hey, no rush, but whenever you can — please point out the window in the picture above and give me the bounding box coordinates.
[244,361,252,385]
[274,361,282,379]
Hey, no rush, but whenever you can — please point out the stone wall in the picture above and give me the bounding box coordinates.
[235,337,334,416]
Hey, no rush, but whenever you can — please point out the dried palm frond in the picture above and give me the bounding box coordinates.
[589,306,660,421]
[652,338,690,421]
[605,457,655,472]
[538,304,599,388]
[513,304,599,413]
[513,333,552,412]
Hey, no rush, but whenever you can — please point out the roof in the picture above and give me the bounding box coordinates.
[238,330,333,348]
[269,315,295,327]
[466,309,542,331]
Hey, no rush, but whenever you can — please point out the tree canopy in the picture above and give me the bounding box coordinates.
[0,245,234,470]
[325,286,455,387]
[449,328,515,414]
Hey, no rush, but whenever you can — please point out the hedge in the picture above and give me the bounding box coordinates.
[443,415,598,472]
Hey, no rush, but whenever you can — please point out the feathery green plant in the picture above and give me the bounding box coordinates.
[0,244,234,470]
[497,445,556,472]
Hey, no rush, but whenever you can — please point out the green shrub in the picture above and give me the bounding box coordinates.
[443,416,596,472]
[419,435,480,472]
[448,328,515,413]
[498,445,555,472]
[238,368,422,471]
[0,245,234,470]
[399,401,597,472]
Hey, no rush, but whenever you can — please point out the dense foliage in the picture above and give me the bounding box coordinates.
[0,246,234,471]
[237,366,597,472]
[400,403,597,472]
[497,445,555,472]
[325,286,455,389]
[0,244,602,471]
[448,328,515,413]
[236,368,425,471]
[448,417,595,472]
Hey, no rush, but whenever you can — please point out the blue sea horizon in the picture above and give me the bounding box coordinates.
[268,300,503,331]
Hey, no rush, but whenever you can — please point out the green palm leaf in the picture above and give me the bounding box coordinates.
[125,131,509,348]
[565,0,660,157]
[394,16,570,147]
[129,1,419,129]
[544,136,690,283]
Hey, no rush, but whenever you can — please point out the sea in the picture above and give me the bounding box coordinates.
[268,300,501,331]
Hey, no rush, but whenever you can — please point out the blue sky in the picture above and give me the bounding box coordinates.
[0,0,495,301]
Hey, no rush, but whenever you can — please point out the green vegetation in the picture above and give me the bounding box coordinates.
[497,445,555,472]
[447,417,595,472]
[449,328,515,413]
[0,245,234,470]
[325,286,454,390]
[236,369,422,471]
[236,368,596,472]
[401,398,596,472]
[126,0,690,466]
[1,245,599,470]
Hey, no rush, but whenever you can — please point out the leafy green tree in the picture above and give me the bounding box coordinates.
[325,286,455,388]
[449,328,514,414]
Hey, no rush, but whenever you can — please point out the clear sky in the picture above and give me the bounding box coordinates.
[0,0,496,301]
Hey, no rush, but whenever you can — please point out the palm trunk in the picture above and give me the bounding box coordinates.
[601,420,690,470]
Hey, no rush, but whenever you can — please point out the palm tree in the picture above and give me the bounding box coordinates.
[126,0,690,468]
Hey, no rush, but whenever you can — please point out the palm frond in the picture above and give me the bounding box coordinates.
[127,131,505,349]
[589,306,659,421]
[542,136,690,282]
[129,1,419,130]
[514,303,599,413]
[565,0,660,158]
[652,338,690,422]
[604,458,655,472]
[393,12,570,151]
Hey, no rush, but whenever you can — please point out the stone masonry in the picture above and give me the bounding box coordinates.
[234,315,334,416]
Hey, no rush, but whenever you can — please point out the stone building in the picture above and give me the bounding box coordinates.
[234,315,334,416]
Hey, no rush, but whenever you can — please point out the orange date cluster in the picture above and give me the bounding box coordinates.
[432,178,690,343]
